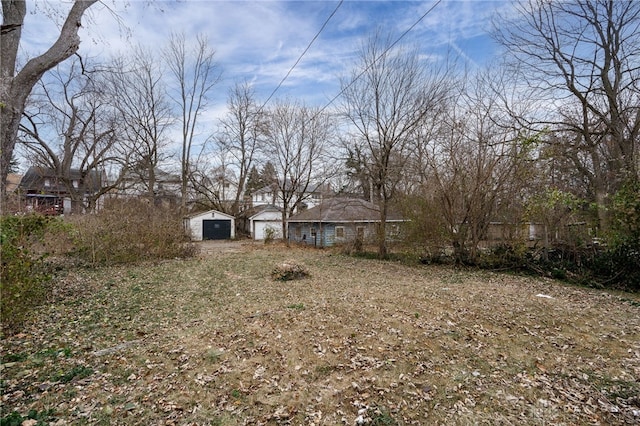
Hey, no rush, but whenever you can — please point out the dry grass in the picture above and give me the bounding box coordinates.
[1,244,639,425]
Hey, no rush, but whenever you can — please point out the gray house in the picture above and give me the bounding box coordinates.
[287,198,405,247]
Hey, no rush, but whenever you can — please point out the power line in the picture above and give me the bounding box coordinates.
[259,0,344,111]
[314,0,443,118]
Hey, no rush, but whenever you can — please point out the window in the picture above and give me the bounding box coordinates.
[72,180,79,189]
[44,178,51,187]
[310,227,316,236]
[335,226,345,238]
[356,226,365,240]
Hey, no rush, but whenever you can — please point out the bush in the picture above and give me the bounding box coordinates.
[263,226,276,244]
[0,215,61,333]
[475,243,528,270]
[69,199,196,265]
[592,179,640,291]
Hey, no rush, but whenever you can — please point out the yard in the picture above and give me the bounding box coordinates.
[1,243,639,425]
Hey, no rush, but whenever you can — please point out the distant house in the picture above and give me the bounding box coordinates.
[189,167,241,211]
[251,182,332,212]
[184,209,236,241]
[117,167,182,206]
[287,197,406,247]
[17,166,104,215]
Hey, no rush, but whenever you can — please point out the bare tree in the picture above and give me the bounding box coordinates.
[164,32,221,211]
[216,81,265,215]
[339,32,448,257]
[1,0,98,205]
[108,47,174,202]
[18,58,125,212]
[413,69,530,262]
[188,148,236,212]
[263,101,332,241]
[495,0,640,232]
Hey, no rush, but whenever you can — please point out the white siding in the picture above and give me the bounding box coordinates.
[249,209,283,240]
[184,210,235,241]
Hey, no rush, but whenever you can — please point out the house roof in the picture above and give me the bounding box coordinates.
[184,209,235,220]
[248,204,282,220]
[18,166,102,193]
[122,167,180,183]
[287,197,404,223]
[253,181,331,195]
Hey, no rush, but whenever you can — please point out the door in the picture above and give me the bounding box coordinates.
[202,219,231,240]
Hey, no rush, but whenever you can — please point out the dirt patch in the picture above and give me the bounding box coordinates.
[2,245,639,425]
[196,239,259,255]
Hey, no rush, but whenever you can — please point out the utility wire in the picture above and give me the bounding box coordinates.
[259,0,344,111]
[313,0,443,118]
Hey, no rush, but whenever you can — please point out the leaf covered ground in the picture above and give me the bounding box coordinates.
[2,243,639,425]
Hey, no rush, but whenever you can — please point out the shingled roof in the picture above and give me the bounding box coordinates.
[287,198,404,223]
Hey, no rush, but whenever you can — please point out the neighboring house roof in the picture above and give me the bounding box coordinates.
[252,184,276,195]
[18,166,102,193]
[287,198,404,223]
[122,167,180,183]
[253,181,331,195]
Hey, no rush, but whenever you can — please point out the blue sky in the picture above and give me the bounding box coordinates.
[22,1,516,111]
[16,1,519,167]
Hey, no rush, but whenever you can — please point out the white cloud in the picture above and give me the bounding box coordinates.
[15,0,514,162]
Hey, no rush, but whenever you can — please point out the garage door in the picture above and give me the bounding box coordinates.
[202,219,231,240]
[255,222,281,240]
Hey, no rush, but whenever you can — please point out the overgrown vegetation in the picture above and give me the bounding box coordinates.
[1,201,196,334]
[69,199,196,265]
[0,215,63,332]
[397,179,640,292]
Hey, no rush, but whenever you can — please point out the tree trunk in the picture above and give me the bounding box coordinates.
[1,0,97,206]
[377,199,388,258]
[281,208,288,246]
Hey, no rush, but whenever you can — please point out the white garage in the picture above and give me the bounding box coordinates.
[249,205,283,240]
[184,210,235,241]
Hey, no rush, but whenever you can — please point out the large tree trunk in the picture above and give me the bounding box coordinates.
[1,0,97,207]
[377,199,388,259]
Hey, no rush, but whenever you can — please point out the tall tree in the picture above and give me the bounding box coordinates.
[264,101,331,240]
[1,0,98,206]
[340,32,448,258]
[164,32,220,211]
[19,58,124,212]
[495,0,640,232]
[108,47,174,201]
[216,81,265,215]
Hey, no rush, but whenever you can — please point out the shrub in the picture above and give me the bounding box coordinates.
[263,226,276,244]
[271,261,310,281]
[477,243,529,270]
[69,199,196,265]
[0,215,62,333]
[584,179,640,291]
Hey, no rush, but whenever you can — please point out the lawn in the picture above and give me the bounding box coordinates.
[1,243,639,425]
